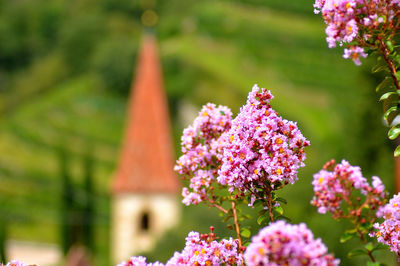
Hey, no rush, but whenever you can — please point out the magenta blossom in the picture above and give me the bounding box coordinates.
[175,103,232,205]
[218,84,309,193]
[343,46,368,65]
[117,256,163,266]
[244,220,339,266]
[372,193,400,256]
[314,0,400,65]
[167,231,243,266]
[5,261,31,266]
[311,159,386,220]
[118,230,243,266]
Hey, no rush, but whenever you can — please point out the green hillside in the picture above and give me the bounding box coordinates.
[0,0,395,265]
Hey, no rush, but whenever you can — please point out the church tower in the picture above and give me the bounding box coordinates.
[111,34,180,264]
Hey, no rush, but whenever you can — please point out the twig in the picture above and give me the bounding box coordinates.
[208,199,228,214]
[231,200,243,250]
[266,187,275,222]
[379,38,400,91]
[357,229,376,263]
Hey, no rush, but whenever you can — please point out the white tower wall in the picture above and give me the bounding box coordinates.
[112,193,180,264]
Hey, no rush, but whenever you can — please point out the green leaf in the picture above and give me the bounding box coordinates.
[366,262,380,266]
[253,199,264,207]
[376,76,392,92]
[257,214,268,225]
[388,125,400,140]
[347,249,368,258]
[386,40,394,52]
[241,228,251,238]
[340,231,356,243]
[387,109,400,126]
[276,197,287,204]
[365,242,374,251]
[372,65,387,74]
[380,91,398,101]
[359,222,372,232]
[222,213,233,222]
[371,243,387,252]
[384,106,398,121]
[395,54,400,65]
[395,145,400,157]
[274,206,284,215]
[275,215,291,222]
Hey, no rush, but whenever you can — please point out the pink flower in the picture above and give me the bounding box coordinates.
[166,231,243,266]
[311,159,386,219]
[5,261,30,266]
[372,193,400,256]
[175,103,232,205]
[314,0,400,65]
[343,46,367,65]
[218,84,309,193]
[244,221,339,266]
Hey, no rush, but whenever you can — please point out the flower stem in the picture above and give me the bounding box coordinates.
[266,187,275,223]
[231,200,243,250]
[357,229,376,263]
[208,199,228,214]
[379,39,400,91]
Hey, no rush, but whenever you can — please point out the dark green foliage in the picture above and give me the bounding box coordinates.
[91,38,138,96]
[58,14,106,73]
[59,147,81,255]
[59,146,98,256]
[82,149,95,253]
[60,147,73,255]
[0,218,7,263]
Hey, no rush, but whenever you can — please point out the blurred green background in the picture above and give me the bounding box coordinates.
[0,0,397,265]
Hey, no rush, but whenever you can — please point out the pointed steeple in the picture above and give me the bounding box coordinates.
[112,35,179,194]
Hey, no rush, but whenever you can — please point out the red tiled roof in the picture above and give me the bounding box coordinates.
[112,35,180,194]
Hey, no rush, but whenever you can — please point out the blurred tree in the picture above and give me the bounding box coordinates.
[101,0,142,17]
[58,14,106,73]
[59,147,81,255]
[91,38,138,96]
[0,217,7,263]
[82,149,95,253]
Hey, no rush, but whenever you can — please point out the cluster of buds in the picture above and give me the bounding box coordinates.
[174,103,232,205]
[372,193,400,256]
[314,0,400,65]
[119,227,243,266]
[311,159,387,222]
[218,85,309,194]
[244,221,339,265]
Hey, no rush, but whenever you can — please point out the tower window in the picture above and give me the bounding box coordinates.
[140,211,150,231]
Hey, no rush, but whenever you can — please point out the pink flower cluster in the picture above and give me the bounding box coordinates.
[244,220,339,266]
[174,103,232,205]
[117,257,163,266]
[118,230,243,266]
[314,0,400,65]
[311,160,386,219]
[3,261,32,266]
[218,84,309,193]
[167,231,243,265]
[372,193,400,256]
